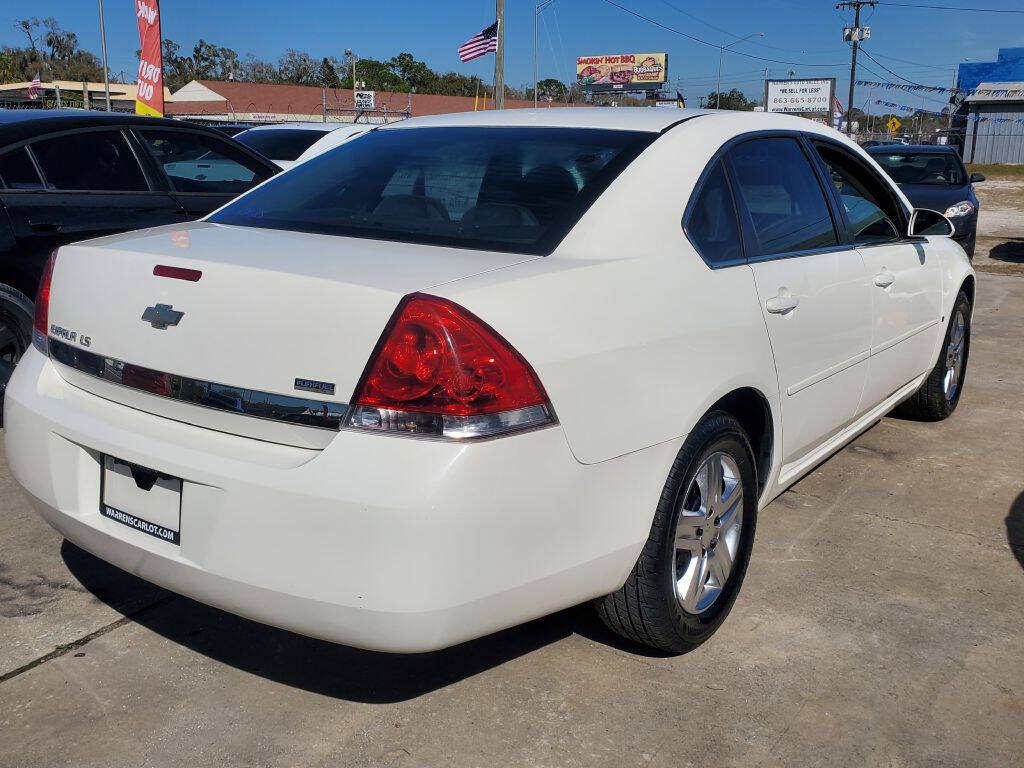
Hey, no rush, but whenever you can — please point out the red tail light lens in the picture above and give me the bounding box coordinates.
[32,249,58,353]
[348,293,555,439]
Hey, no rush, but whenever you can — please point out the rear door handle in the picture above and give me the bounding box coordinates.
[874,270,896,288]
[29,222,61,233]
[765,289,799,315]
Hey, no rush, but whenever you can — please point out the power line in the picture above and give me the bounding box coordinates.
[654,0,837,56]
[858,46,929,87]
[875,2,1024,12]
[598,0,847,67]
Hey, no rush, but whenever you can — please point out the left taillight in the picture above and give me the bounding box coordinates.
[347,293,556,440]
[32,249,57,354]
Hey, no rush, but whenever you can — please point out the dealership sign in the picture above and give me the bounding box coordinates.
[134,0,164,116]
[764,78,836,115]
[576,53,668,92]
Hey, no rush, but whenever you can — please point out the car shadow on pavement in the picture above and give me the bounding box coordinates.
[61,540,670,703]
[989,238,1024,264]
[1007,491,1024,571]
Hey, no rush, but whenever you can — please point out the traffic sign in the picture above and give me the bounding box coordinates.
[887,116,902,133]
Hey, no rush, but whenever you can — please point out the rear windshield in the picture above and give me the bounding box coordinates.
[235,128,327,161]
[872,152,966,186]
[208,126,656,255]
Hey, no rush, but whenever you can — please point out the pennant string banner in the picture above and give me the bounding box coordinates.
[873,99,1024,125]
[857,80,1024,98]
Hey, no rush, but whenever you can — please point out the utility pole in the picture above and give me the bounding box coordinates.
[837,1,876,136]
[495,0,505,109]
[97,0,111,111]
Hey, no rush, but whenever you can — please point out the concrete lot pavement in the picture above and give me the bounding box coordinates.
[1,271,1022,768]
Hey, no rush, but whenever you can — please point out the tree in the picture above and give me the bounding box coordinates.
[4,17,102,83]
[237,53,279,84]
[278,49,317,85]
[534,78,568,102]
[387,52,435,92]
[340,57,405,91]
[705,88,757,111]
[316,57,341,88]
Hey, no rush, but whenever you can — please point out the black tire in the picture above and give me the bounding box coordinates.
[0,283,33,368]
[595,411,758,653]
[895,289,971,421]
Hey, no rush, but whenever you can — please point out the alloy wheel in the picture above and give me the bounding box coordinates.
[943,309,966,403]
[673,451,744,614]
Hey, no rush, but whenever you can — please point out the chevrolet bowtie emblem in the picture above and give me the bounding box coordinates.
[141,303,184,329]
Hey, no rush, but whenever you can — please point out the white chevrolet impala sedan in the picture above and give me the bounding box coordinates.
[4,109,974,653]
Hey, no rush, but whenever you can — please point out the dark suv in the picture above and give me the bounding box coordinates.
[0,110,278,394]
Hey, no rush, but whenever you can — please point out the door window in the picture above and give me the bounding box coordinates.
[138,130,272,194]
[31,131,149,192]
[685,160,742,265]
[0,148,44,190]
[728,137,838,257]
[814,144,902,245]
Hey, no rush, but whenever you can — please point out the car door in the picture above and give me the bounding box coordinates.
[133,128,276,217]
[810,141,943,414]
[727,135,873,466]
[0,129,185,278]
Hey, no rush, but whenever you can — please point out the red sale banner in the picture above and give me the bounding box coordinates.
[135,0,164,116]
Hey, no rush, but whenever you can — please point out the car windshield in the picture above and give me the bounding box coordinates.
[235,128,328,161]
[208,126,656,255]
[872,152,966,186]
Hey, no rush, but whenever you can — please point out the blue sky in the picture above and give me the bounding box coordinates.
[2,0,1022,111]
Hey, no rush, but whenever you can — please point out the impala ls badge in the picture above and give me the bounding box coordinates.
[142,303,184,329]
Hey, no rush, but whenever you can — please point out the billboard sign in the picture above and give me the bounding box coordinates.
[134,0,164,116]
[764,78,836,115]
[576,53,667,92]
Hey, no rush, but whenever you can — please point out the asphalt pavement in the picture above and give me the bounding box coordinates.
[1,271,1022,768]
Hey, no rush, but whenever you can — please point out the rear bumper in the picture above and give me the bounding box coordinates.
[3,349,679,652]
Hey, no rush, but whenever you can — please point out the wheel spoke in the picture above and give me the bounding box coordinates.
[681,549,708,612]
[674,513,703,552]
[707,455,724,511]
[709,545,733,586]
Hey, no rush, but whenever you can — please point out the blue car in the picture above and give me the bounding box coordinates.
[867,144,984,257]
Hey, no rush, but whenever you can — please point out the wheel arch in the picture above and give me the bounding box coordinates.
[704,386,774,496]
[960,273,975,308]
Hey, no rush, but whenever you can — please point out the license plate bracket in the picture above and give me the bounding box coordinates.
[101,456,182,545]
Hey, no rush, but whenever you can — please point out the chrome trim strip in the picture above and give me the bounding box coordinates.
[48,338,346,431]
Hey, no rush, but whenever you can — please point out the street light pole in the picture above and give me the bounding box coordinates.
[716,32,763,109]
[97,0,111,111]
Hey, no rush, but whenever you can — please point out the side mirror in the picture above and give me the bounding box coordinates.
[909,208,955,238]
[969,172,986,183]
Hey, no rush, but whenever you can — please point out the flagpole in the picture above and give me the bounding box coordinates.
[494,0,505,109]
[97,0,111,111]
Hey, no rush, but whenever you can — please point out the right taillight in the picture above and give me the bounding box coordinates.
[347,293,556,440]
[32,249,57,354]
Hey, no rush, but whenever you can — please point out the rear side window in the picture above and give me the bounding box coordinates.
[686,160,742,265]
[138,130,272,194]
[208,126,656,255]
[236,128,326,161]
[0,148,44,190]
[32,131,148,192]
[728,137,838,256]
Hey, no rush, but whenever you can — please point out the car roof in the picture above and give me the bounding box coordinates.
[383,107,712,133]
[0,108,226,146]
[866,144,957,155]
[238,122,340,133]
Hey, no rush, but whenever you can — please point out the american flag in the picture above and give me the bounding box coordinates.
[27,73,41,101]
[833,96,844,115]
[458,21,499,63]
